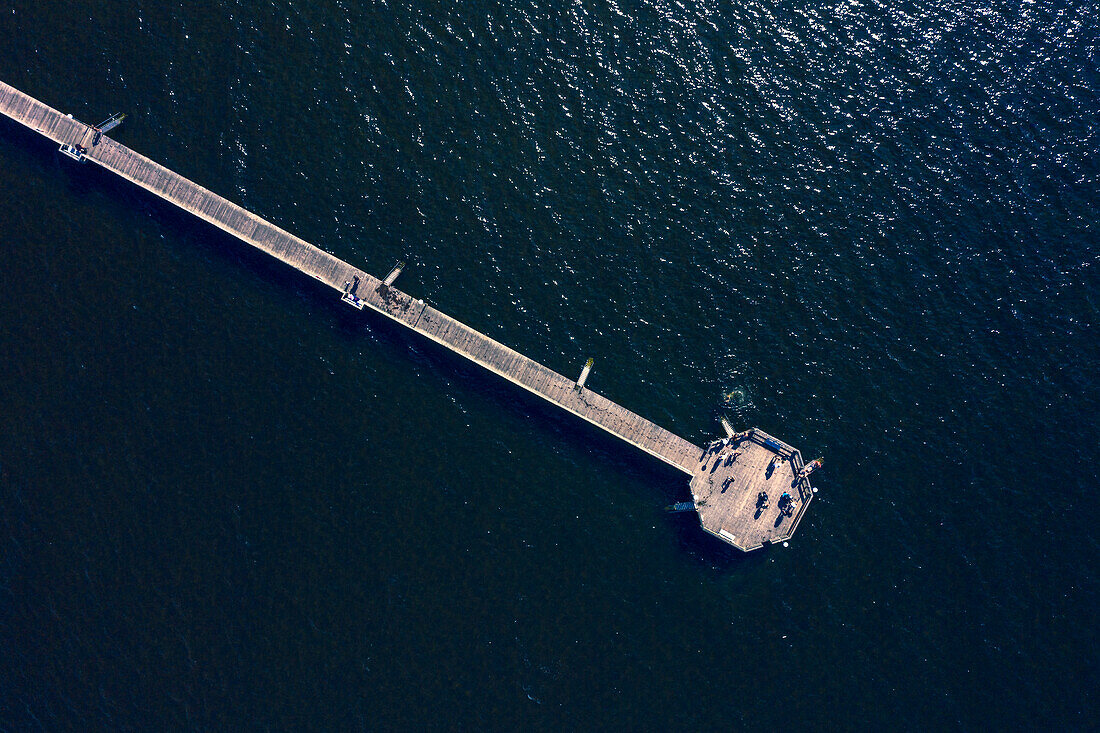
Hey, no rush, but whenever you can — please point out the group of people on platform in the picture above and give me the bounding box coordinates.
[698,433,824,517]
[757,490,796,517]
[699,434,745,471]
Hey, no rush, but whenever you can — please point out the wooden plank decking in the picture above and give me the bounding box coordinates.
[0,80,817,551]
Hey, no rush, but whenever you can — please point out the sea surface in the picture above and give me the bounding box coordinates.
[0,0,1096,729]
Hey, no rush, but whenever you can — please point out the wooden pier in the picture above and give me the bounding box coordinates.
[0,80,816,552]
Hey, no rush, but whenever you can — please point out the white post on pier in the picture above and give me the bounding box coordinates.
[575,357,594,391]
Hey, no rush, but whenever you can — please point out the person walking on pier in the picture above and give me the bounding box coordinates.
[766,453,783,479]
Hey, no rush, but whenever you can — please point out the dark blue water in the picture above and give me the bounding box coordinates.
[1,0,1096,728]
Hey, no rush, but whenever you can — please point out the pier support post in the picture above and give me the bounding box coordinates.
[575,357,594,391]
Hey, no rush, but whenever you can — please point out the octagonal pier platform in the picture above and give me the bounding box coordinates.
[689,428,814,552]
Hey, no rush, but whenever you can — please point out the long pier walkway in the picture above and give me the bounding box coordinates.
[0,80,816,552]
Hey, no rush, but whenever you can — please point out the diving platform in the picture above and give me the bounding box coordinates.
[0,80,818,552]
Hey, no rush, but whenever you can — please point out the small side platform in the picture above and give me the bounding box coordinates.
[341,291,365,310]
[59,143,87,161]
[689,428,814,551]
